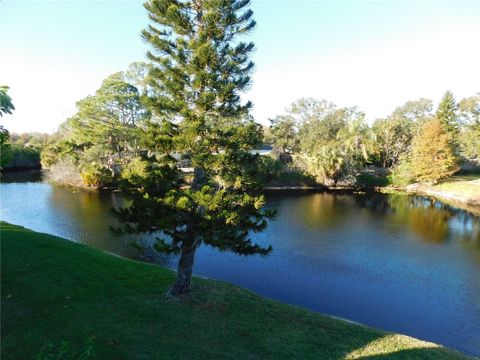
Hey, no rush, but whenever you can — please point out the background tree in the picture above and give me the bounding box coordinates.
[42,70,148,187]
[0,85,15,117]
[371,98,432,168]
[293,103,375,184]
[288,97,336,127]
[373,117,413,168]
[117,0,274,296]
[1,85,15,170]
[458,93,480,125]
[298,106,351,155]
[436,91,459,140]
[410,118,458,183]
[269,115,298,153]
[392,98,433,124]
[458,93,480,160]
[1,132,51,170]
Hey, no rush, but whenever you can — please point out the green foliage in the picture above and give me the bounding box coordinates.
[299,106,353,154]
[388,158,416,186]
[371,98,433,169]
[1,132,50,170]
[0,85,15,173]
[373,116,414,168]
[0,85,15,117]
[436,90,459,138]
[391,98,433,123]
[117,0,274,295]
[301,112,376,184]
[41,140,78,169]
[80,162,112,188]
[120,156,149,184]
[356,173,389,188]
[370,98,436,170]
[270,170,317,187]
[289,97,336,126]
[269,115,298,153]
[460,126,480,160]
[410,118,459,183]
[458,93,480,160]
[458,93,480,127]
[298,146,344,184]
[1,144,41,169]
[44,68,149,187]
[0,127,9,149]
[269,98,378,185]
[34,339,94,360]
[0,139,11,168]
[257,155,285,182]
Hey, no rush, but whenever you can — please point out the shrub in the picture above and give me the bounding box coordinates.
[45,159,84,187]
[80,162,112,188]
[388,159,416,186]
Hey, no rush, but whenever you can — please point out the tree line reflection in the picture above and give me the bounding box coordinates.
[278,191,480,246]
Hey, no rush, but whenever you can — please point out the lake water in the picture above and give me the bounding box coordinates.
[1,171,479,356]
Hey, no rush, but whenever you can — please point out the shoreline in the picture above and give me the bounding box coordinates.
[4,169,479,216]
[265,181,480,216]
[380,181,480,216]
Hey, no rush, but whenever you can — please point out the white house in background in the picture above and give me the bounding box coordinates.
[176,148,273,172]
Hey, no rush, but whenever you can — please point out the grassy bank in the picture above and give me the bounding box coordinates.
[408,174,480,204]
[1,222,472,359]
[392,174,480,215]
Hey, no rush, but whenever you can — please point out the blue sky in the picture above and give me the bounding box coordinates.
[1,0,479,133]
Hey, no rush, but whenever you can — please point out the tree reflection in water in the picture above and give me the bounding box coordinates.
[354,192,480,245]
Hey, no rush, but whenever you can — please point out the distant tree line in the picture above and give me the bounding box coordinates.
[267,91,479,185]
[3,68,478,187]
[1,132,49,170]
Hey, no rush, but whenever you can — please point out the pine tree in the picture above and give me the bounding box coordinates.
[436,91,458,136]
[410,118,458,183]
[116,0,274,296]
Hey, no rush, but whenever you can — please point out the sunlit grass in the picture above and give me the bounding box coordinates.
[346,334,447,359]
[435,174,480,199]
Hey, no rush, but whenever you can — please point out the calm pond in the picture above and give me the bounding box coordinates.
[1,171,479,356]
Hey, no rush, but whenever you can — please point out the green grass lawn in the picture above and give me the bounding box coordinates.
[1,222,472,359]
[434,174,480,200]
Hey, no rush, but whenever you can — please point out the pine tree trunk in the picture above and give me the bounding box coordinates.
[169,242,197,296]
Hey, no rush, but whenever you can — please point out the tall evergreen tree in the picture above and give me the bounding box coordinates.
[117,0,274,296]
[436,90,458,136]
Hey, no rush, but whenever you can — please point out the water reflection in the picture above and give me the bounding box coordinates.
[352,193,480,245]
[292,192,352,229]
[1,170,43,183]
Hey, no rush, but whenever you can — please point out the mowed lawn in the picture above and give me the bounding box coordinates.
[434,174,480,202]
[1,222,472,359]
